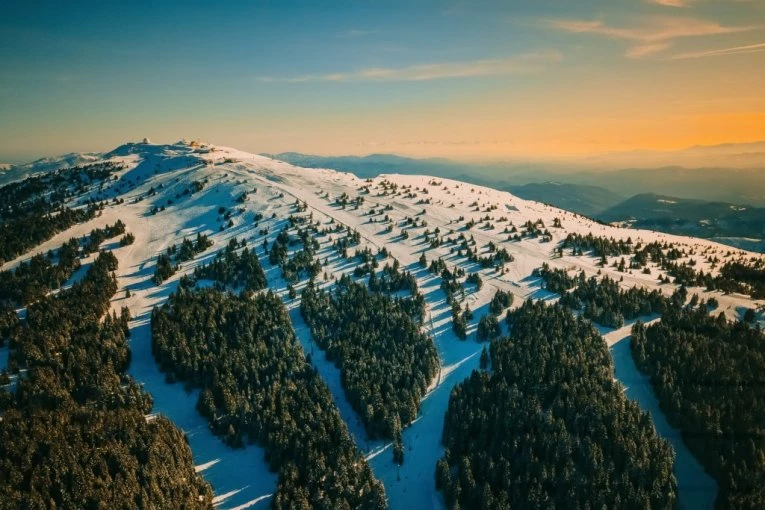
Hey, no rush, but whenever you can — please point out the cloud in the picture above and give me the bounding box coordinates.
[626,42,672,58]
[359,140,514,148]
[549,16,753,58]
[646,0,699,7]
[670,41,765,58]
[257,51,562,83]
[550,16,750,42]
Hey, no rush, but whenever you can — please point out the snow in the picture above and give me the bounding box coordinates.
[9,140,765,508]
[0,152,103,186]
[128,318,277,509]
[603,322,717,509]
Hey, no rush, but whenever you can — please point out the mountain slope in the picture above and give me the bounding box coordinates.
[0,152,102,186]
[599,193,765,245]
[6,140,765,508]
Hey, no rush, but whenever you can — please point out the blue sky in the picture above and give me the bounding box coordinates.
[1,0,763,162]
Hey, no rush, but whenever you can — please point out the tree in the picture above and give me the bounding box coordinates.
[437,300,677,509]
[301,281,436,439]
[632,304,765,507]
[477,314,500,341]
[0,252,212,508]
[152,288,386,508]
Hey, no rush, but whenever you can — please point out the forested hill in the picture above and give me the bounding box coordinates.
[1,140,764,508]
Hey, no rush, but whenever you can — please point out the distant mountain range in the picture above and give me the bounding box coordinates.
[265,146,765,205]
[578,140,765,170]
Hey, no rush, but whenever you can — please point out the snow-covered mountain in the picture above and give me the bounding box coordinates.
[0,152,102,186]
[3,139,763,509]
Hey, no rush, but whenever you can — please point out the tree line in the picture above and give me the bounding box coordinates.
[0,205,101,265]
[194,237,267,291]
[0,162,122,265]
[153,232,213,284]
[536,263,675,328]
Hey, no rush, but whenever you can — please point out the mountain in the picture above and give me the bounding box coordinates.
[266,152,765,249]
[599,193,765,246]
[505,182,624,217]
[568,166,765,207]
[266,151,765,207]
[0,152,102,186]
[580,140,765,170]
[4,140,765,509]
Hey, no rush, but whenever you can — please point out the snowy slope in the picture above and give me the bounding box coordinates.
[0,152,103,186]
[6,140,764,509]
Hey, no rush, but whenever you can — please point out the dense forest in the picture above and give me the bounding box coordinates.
[194,237,267,291]
[0,205,100,265]
[301,279,438,441]
[0,162,122,265]
[0,252,212,508]
[437,300,677,509]
[152,288,387,509]
[0,220,128,307]
[0,161,120,219]
[535,263,672,327]
[714,260,765,298]
[632,306,765,509]
[0,238,80,307]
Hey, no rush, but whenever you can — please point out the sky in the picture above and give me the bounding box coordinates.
[1,0,764,163]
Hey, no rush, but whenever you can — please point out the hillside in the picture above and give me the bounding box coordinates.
[265,152,765,251]
[2,140,765,509]
[599,193,765,246]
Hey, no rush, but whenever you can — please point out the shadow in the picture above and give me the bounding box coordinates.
[609,335,717,510]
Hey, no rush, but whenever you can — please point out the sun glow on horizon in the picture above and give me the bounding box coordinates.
[0,1,763,163]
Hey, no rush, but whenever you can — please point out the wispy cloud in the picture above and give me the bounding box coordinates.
[626,42,672,58]
[670,41,765,59]
[362,139,514,147]
[549,16,753,58]
[257,51,562,83]
[646,0,699,7]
